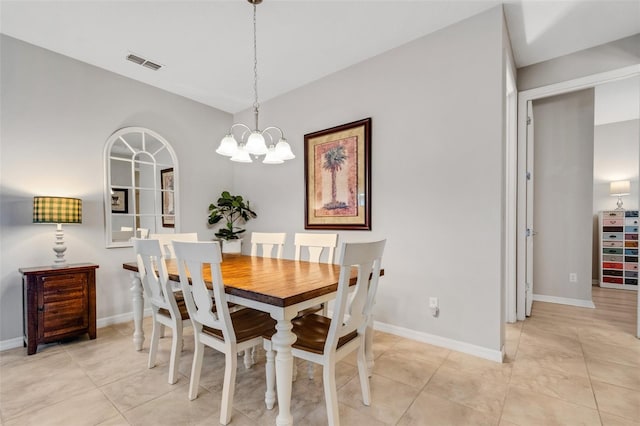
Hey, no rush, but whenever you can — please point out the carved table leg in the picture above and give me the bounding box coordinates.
[271,312,297,426]
[130,272,145,351]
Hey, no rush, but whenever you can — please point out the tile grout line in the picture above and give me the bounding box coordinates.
[393,349,452,425]
[498,321,524,426]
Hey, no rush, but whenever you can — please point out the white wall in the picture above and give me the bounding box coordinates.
[593,119,640,190]
[517,34,640,91]
[1,7,512,358]
[231,7,507,355]
[0,35,233,344]
[532,89,595,303]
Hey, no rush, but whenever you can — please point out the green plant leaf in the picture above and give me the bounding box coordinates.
[208,190,257,239]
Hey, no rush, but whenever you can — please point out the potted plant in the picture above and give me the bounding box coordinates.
[207,191,257,253]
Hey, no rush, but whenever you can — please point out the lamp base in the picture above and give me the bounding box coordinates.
[52,224,68,268]
[615,196,625,211]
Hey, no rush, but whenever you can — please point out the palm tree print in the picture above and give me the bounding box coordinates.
[322,144,348,209]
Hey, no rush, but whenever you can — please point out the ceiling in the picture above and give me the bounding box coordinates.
[1,0,639,114]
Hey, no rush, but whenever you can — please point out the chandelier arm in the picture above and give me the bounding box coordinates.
[230,123,252,132]
[262,132,274,146]
[230,123,252,135]
[240,129,252,143]
[262,126,284,139]
[228,123,253,145]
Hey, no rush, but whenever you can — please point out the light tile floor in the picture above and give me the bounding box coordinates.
[1,287,638,425]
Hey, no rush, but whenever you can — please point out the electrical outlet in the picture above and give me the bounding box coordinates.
[429,297,439,318]
[569,273,577,283]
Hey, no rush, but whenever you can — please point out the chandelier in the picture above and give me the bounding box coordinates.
[216,0,294,164]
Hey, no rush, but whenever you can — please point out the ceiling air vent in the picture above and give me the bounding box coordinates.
[142,61,161,71]
[126,53,163,71]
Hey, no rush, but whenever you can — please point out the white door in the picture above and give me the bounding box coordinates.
[525,100,534,316]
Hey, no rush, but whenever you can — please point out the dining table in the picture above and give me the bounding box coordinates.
[122,253,383,426]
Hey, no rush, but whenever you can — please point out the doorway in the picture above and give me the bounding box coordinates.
[516,65,640,339]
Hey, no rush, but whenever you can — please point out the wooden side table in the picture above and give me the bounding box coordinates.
[19,263,99,355]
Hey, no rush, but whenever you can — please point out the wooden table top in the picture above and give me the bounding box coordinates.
[123,254,383,308]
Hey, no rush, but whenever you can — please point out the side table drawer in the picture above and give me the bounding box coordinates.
[42,273,88,302]
[604,211,625,218]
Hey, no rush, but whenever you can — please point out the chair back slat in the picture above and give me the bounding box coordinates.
[173,241,235,344]
[251,232,286,258]
[294,233,338,263]
[306,246,324,263]
[325,240,386,353]
[133,239,171,311]
[149,232,198,258]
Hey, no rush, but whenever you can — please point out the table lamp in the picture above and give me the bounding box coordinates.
[33,196,82,267]
[609,180,630,210]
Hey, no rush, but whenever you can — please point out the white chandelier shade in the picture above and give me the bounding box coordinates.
[216,123,295,164]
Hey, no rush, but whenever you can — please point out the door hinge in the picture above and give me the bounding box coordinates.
[527,116,532,125]
[526,171,531,180]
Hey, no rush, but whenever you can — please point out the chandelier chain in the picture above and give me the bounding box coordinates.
[252,3,260,129]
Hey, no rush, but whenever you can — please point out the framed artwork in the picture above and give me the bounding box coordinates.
[111,188,128,214]
[161,168,175,228]
[304,117,371,230]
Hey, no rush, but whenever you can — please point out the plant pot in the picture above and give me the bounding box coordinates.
[221,239,242,254]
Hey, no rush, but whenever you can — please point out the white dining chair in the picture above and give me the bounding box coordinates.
[263,240,386,426]
[246,231,287,365]
[122,226,149,239]
[250,232,286,258]
[295,232,338,318]
[149,232,198,258]
[294,233,339,378]
[294,232,338,264]
[173,241,276,425]
[133,238,190,385]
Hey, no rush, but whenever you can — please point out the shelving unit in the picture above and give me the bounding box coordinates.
[600,210,638,290]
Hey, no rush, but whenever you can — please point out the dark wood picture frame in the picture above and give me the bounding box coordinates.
[111,188,128,214]
[304,117,371,230]
[161,168,175,228]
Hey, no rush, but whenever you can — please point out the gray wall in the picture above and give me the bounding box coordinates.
[592,119,640,280]
[0,35,233,343]
[1,6,512,357]
[517,34,640,91]
[232,7,508,353]
[533,89,595,302]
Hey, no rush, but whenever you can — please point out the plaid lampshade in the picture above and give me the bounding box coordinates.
[33,196,82,224]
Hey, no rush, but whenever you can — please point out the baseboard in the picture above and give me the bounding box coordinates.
[96,308,152,328]
[532,294,595,308]
[373,320,504,363]
[5,309,506,363]
[0,309,152,352]
[0,337,24,352]
[592,279,600,286]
